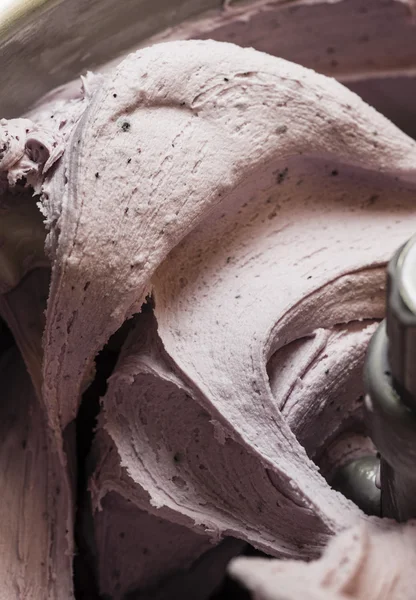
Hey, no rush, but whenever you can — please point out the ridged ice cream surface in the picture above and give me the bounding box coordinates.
[0,30,416,600]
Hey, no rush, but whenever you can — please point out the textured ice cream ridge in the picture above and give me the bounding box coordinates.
[0,37,416,599]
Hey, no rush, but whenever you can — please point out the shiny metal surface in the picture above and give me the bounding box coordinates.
[398,235,416,315]
[365,319,416,521]
[330,456,381,517]
[386,241,416,407]
[2,0,416,140]
[0,0,226,117]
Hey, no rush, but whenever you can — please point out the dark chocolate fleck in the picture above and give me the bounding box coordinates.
[276,167,289,184]
[275,125,288,134]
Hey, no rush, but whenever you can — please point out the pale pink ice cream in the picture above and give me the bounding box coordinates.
[230,522,416,600]
[1,25,416,600]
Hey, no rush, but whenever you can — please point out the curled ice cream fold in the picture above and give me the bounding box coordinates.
[0,347,73,599]
[40,38,416,435]
[29,39,416,589]
[34,39,413,594]
[229,522,416,600]
[90,428,244,599]
[88,312,246,598]
[0,76,101,600]
[0,269,75,600]
[1,38,416,597]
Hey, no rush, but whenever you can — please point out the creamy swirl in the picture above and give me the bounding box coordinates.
[1,38,416,599]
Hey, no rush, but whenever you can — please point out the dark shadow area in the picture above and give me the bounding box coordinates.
[210,546,268,600]
[73,331,129,599]
[0,318,16,356]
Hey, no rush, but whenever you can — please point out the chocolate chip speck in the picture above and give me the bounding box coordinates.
[224,77,229,82]
[275,125,288,134]
[331,169,339,176]
[95,172,100,179]
[127,158,132,164]
[113,93,117,98]
[121,121,131,132]
[276,167,289,184]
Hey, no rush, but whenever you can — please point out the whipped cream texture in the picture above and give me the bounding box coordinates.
[0,36,416,600]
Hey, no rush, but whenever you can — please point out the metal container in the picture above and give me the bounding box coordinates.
[0,0,226,116]
[1,0,416,141]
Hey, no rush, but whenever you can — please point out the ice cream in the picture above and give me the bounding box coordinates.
[229,522,416,599]
[1,33,416,600]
